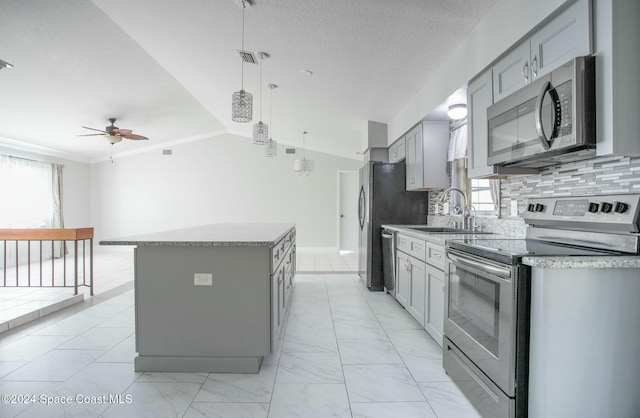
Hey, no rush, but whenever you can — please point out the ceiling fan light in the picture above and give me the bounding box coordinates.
[232,90,253,122]
[447,104,467,120]
[107,135,122,144]
[0,59,13,70]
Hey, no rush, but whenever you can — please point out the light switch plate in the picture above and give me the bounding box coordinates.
[194,273,213,286]
[511,200,518,217]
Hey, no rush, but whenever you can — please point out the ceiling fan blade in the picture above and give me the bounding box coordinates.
[81,126,108,134]
[123,133,149,140]
[77,133,106,137]
[113,128,132,135]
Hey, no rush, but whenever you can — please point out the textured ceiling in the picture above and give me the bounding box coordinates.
[0,0,497,162]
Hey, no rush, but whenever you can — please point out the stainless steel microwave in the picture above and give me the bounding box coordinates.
[487,56,595,168]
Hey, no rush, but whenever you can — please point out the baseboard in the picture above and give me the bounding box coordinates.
[296,247,339,253]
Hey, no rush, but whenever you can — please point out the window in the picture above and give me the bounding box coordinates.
[0,155,64,267]
[470,178,500,216]
[0,155,62,228]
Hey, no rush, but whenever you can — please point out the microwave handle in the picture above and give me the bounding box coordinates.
[534,81,555,150]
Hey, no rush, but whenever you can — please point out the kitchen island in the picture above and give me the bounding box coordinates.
[100,223,296,373]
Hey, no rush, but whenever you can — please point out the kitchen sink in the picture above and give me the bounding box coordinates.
[404,226,493,234]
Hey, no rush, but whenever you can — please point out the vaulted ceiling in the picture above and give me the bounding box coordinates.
[0,0,497,162]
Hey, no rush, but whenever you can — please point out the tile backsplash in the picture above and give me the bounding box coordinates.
[501,155,640,218]
[428,155,640,235]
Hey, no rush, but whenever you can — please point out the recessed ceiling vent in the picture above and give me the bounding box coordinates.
[238,50,258,64]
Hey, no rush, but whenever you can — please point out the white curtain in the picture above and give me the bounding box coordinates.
[447,123,468,213]
[0,155,64,267]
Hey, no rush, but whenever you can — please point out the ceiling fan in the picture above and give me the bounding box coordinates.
[79,118,149,144]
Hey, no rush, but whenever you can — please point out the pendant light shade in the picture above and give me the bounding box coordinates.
[264,138,277,157]
[231,0,253,123]
[294,131,314,175]
[264,83,278,157]
[253,121,268,144]
[232,90,253,122]
[253,53,269,144]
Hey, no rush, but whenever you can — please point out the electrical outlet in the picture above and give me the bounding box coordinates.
[511,200,519,217]
[194,273,213,286]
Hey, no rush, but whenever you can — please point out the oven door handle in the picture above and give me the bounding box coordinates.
[447,252,512,279]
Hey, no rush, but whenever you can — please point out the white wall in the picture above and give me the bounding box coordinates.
[388,0,570,142]
[90,133,362,248]
[0,145,91,228]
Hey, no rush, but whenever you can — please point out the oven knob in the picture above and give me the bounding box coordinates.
[600,202,613,213]
[614,202,629,214]
[588,202,599,213]
[527,204,536,212]
[534,203,545,212]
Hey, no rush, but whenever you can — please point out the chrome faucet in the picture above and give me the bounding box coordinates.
[439,187,476,231]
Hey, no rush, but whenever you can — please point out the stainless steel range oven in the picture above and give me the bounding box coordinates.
[444,248,531,418]
[443,193,640,418]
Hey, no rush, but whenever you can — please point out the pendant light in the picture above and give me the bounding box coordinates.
[264,84,278,157]
[253,52,269,144]
[231,0,253,123]
[294,131,314,175]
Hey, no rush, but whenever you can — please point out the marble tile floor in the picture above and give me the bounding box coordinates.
[296,251,358,273]
[0,266,481,417]
[0,251,136,334]
[1,250,358,333]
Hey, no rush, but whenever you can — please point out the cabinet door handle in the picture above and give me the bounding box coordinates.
[531,55,538,78]
[522,61,529,82]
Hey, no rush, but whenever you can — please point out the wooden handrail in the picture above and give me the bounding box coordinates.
[0,228,94,241]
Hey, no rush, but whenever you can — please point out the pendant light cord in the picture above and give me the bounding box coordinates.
[302,131,307,159]
[269,87,273,135]
[240,0,246,90]
[259,56,263,121]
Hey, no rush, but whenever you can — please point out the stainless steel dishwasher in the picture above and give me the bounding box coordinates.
[381,228,396,297]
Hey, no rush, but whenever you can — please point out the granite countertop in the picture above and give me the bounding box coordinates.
[522,256,640,269]
[100,223,295,247]
[383,224,640,269]
[381,224,504,245]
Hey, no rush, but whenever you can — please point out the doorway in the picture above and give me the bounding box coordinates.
[338,170,359,253]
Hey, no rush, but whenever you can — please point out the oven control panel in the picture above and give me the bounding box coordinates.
[524,194,640,232]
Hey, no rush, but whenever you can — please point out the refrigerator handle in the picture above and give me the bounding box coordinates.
[358,186,366,230]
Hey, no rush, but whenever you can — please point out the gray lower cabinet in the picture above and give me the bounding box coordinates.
[396,250,426,327]
[395,233,445,347]
[407,256,426,327]
[425,263,444,346]
[395,250,411,309]
[133,227,295,374]
[271,235,295,351]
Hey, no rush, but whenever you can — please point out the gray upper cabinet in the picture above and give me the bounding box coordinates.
[492,42,530,102]
[493,0,591,102]
[530,0,591,79]
[405,122,449,191]
[468,0,592,177]
[467,69,494,179]
[388,136,406,163]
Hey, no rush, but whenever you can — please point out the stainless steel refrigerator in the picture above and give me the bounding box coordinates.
[358,160,429,290]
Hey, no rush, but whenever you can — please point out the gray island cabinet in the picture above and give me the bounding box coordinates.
[100,223,296,373]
